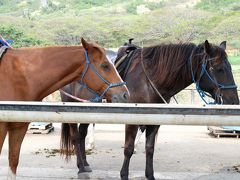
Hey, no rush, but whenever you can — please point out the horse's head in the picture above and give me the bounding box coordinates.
[80,38,129,102]
[194,40,239,104]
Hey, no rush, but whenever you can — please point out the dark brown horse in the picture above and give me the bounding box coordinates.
[0,38,129,180]
[120,40,239,180]
[60,40,239,179]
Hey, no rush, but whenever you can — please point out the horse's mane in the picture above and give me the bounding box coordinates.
[14,45,82,51]
[15,41,102,50]
[142,43,198,88]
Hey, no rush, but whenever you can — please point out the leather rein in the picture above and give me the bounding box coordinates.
[140,49,168,104]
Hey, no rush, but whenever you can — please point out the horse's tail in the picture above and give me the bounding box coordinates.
[60,123,73,160]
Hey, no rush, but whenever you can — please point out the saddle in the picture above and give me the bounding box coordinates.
[114,38,140,79]
[115,46,139,80]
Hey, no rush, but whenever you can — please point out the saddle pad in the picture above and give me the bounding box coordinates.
[0,46,8,59]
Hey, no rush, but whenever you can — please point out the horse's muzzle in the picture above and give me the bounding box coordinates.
[220,93,240,105]
[112,91,130,103]
[225,98,240,105]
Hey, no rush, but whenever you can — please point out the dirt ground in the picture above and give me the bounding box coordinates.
[1,124,240,180]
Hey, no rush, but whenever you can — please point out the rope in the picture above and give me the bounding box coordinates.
[140,49,168,104]
[59,89,89,103]
[189,50,237,105]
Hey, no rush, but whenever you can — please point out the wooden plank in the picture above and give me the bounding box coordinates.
[29,123,53,130]
[208,126,240,138]
[27,126,54,134]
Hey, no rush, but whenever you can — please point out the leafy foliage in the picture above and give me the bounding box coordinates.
[0,0,239,50]
[195,0,240,11]
[0,0,239,86]
[0,25,50,47]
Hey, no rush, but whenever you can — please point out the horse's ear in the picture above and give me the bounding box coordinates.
[81,38,90,50]
[204,40,211,55]
[220,41,226,50]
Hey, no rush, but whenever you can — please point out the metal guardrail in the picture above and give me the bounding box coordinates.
[174,88,240,104]
[0,101,239,126]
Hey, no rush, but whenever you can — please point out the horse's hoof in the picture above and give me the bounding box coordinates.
[78,172,90,179]
[147,176,155,180]
[121,176,129,180]
[84,166,92,172]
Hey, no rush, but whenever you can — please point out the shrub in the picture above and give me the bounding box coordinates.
[0,25,49,47]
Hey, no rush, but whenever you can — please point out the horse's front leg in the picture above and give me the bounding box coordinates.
[0,122,8,155]
[79,123,92,172]
[145,125,160,180]
[8,123,29,180]
[120,125,138,180]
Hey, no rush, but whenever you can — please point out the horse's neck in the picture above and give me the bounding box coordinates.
[153,48,196,98]
[166,47,201,97]
[1,46,85,100]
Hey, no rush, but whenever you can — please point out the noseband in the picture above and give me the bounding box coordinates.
[79,49,126,102]
[190,51,237,104]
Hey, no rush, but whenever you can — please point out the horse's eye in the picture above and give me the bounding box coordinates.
[101,63,110,71]
[217,68,224,73]
[214,66,224,73]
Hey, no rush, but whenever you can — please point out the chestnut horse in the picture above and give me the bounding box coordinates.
[0,38,129,180]
[60,40,239,179]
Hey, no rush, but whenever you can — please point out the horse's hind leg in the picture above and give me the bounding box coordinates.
[145,125,160,180]
[120,125,138,180]
[79,123,92,172]
[134,125,146,153]
[68,124,84,171]
[8,123,29,180]
[86,123,95,151]
[0,122,8,154]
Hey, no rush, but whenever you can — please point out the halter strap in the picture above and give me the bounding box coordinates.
[201,64,237,89]
[190,49,237,105]
[80,48,126,102]
[59,89,89,102]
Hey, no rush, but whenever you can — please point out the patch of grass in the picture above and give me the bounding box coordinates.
[195,0,240,11]
[0,24,51,47]
[232,65,240,87]
[0,0,239,49]
[229,56,240,65]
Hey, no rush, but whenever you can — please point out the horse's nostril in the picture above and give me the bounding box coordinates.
[112,95,118,103]
[112,92,129,103]
[123,91,129,100]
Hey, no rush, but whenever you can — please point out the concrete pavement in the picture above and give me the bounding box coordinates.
[1,125,240,179]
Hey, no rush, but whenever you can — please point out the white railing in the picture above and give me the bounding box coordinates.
[0,101,239,126]
[173,88,240,104]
